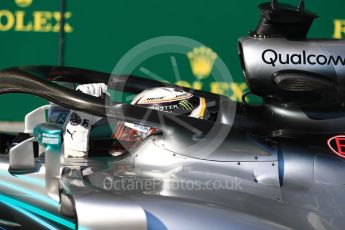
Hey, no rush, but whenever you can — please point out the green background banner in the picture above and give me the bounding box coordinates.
[0,0,344,121]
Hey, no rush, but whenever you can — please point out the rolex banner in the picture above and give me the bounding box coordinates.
[0,0,344,121]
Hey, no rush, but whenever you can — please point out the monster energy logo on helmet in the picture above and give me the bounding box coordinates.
[179,100,193,111]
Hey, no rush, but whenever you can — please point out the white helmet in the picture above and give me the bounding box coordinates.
[111,87,208,155]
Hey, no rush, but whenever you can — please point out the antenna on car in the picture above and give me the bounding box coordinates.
[271,0,278,9]
[297,0,305,12]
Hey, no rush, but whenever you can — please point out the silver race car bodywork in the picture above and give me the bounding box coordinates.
[0,1,345,229]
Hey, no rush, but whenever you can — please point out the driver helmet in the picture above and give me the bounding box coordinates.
[111,87,209,155]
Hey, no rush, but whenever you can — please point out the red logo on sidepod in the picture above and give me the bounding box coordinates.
[327,135,345,158]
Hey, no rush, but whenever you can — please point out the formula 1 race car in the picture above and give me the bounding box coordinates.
[0,1,345,229]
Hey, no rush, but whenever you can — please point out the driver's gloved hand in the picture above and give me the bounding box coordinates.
[76,83,107,98]
[63,83,107,158]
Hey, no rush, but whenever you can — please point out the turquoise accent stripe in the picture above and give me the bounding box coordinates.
[0,195,76,229]
[0,180,58,207]
[1,198,58,230]
[0,169,45,187]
